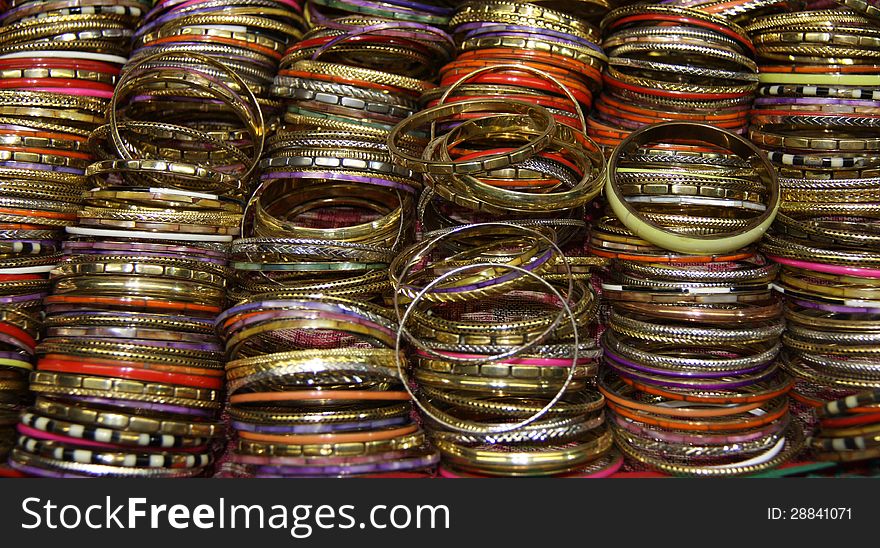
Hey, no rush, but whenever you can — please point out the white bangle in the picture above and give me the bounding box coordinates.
[0,51,129,65]
[66,226,233,243]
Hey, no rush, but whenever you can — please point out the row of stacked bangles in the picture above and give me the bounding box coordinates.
[0,0,877,478]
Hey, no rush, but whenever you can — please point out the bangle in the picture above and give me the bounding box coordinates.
[606,122,780,255]
[433,427,612,476]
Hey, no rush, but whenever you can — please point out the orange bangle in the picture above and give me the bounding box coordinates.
[619,374,793,405]
[599,384,764,418]
[44,295,222,315]
[237,424,418,444]
[590,248,755,263]
[606,399,788,432]
[0,207,76,221]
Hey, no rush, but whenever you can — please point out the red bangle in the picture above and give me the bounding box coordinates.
[0,322,36,352]
[454,48,603,88]
[0,129,87,143]
[820,412,880,428]
[606,13,754,56]
[440,57,597,85]
[428,93,578,114]
[0,78,115,92]
[440,73,593,106]
[0,274,45,281]
[39,355,225,378]
[0,57,121,75]
[36,359,224,389]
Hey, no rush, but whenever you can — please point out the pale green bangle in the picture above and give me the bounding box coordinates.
[605,121,780,255]
[757,72,880,86]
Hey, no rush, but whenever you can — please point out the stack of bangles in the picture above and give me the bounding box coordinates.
[809,388,880,464]
[406,1,606,232]
[215,295,438,477]
[593,122,803,475]
[391,223,620,477]
[589,4,759,152]
[4,50,263,477]
[745,7,880,429]
[0,0,144,470]
[130,0,307,126]
[387,95,604,239]
[438,1,605,130]
[210,0,452,478]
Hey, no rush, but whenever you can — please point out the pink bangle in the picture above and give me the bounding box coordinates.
[567,451,624,478]
[766,255,880,279]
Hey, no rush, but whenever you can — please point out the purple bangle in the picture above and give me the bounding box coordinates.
[0,292,47,305]
[260,171,417,194]
[607,359,776,390]
[610,413,788,445]
[39,337,223,354]
[219,308,395,344]
[231,415,410,434]
[304,2,450,38]
[0,333,33,354]
[217,298,390,331]
[341,0,453,16]
[602,347,773,379]
[0,161,84,175]
[789,296,879,314]
[62,395,218,418]
[754,97,880,108]
[240,450,439,477]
